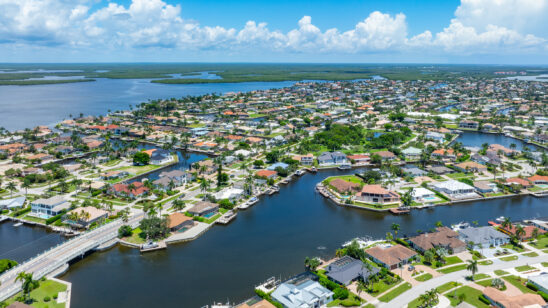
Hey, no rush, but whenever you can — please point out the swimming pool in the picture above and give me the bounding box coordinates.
[423,196,438,201]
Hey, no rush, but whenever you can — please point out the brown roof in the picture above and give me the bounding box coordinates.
[237,299,277,308]
[365,244,417,267]
[360,184,389,195]
[329,178,361,193]
[408,227,466,251]
[256,170,277,178]
[188,201,219,215]
[483,287,546,308]
[375,151,395,158]
[167,212,193,229]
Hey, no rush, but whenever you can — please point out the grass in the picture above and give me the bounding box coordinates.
[437,281,462,294]
[368,279,399,297]
[515,265,536,272]
[5,279,67,308]
[325,175,363,184]
[123,228,146,245]
[499,255,518,261]
[479,260,493,265]
[446,172,474,179]
[472,273,490,280]
[378,282,412,303]
[501,243,528,252]
[414,273,433,282]
[327,293,363,307]
[445,286,489,308]
[530,237,548,249]
[476,279,506,290]
[502,276,534,294]
[438,264,467,274]
[443,256,464,266]
[103,159,122,167]
[22,214,47,224]
[494,270,509,276]
[522,252,539,257]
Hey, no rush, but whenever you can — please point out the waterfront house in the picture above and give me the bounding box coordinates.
[0,196,26,210]
[528,273,548,294]
[483,287,546,308]
[256,170,278,179]
[473,181,497,194]
[317,151,348,166]
[267,162,289,171]
[425,131,445,143]
[426,165,454,175]
[187,201,219,217]
[453,161,487,173]
[375,151,396,161]
[408,227,466,254]
[197,160,217,175]
[31,196,72,219]
[430,180,476,198]
[158,169,194,185]
[458,226,510,248]
[355,185,400,205]
[505,177,533,188]
[458,120,479,129]
[101,170,129,180]
[167,212,195,232]
[431,149,456,161]
[365,244,417,270]
[292,153,314,165]
[410,187,437,202]
[143,149,173,165]
[328,178,361,194]
[346,154,370,164]
[402,166,427,177]
[528,175,548,185]
[325,256,379,285]
[488,144,517,157]
[402,147,421,160]
[533,134,548,144]
[214,187,244,202]
[64,206,109,228]
[271,276,333,308]
[529,218,548,232]
[497,223,546,240]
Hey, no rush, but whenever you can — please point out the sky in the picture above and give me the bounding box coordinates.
[0,0,547,64]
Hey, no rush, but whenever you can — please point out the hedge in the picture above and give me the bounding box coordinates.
[46,210,67,225]
[527,282,538,291]
[479,295,491,305]
[13,207,31,217]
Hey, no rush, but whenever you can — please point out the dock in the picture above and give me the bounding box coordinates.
[389,208,410,215]
[140,240,167,253]
[216,210,237,224]
[0,216,8,223]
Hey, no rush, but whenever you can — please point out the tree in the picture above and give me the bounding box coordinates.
[21,180,30,197]
[199,178,210,198]
[501,217,512,230]
[172,199,185,211]
[304,257,321,271]
[424,250,435,265]
[133,151,150,165]
[515,224,526,241]
[139,216,169,241]
[370,154,382,165]
[401,190,412,207]
[118,225,133,238]
[466,260,478,280]
[391,223,400,239]
[6,182,16,197]
[15,272,39,302]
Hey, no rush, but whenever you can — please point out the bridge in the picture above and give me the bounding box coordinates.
[0,214,143,301]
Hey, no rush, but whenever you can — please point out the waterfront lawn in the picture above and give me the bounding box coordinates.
[445,286,489,308]
[22,214,47,224]
[499,255,518,262]
[378,282,412,303]
[515,265,536,272]
[414,273,433,282]
[522,252,539,257]
[494,270,509,276]
[502,276,534,294]
[438,264,467,274]
[5,279,67,308]
[123,228,146,245]
[326,175,363,184]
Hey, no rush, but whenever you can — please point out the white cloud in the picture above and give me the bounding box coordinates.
[0,0,546,60]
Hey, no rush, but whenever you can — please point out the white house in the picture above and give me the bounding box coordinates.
[31,196,72,219]
[410,187,437,202]
[402,147,422,160]
[425,131,445,143]
[271,278,333,308]
[430,180,477,198]
[214,188,244,202]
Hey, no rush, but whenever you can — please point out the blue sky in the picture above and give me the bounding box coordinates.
[0,0,547,63]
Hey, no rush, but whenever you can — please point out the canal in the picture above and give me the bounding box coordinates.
[454,130,541,151]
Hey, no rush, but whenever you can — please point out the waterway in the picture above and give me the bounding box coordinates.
[0,222,64,263]
[0,78,297,131]
[454,131,541,151]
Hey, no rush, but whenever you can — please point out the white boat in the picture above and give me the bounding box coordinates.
[495,216,506,222]
[14,222,23,227]
[247,197,258,205]
[337,164,352,170]
[451,222,470,231]
[295,169,305,176]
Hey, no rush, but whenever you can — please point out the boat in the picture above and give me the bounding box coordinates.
[295,169,305,176]
[495,216,506,222]
[216,210,237,224]
[14,222,23,227]
[451,222,470,231]
[337,164,352,170]
[247,197,258,205]
[310,167,317,173]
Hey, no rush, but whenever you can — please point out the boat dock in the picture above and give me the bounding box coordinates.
[389,208,410,215]
[216,210,237,224]
[140,240,167,253]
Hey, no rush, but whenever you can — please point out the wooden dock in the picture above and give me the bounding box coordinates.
[389,208,410,215]
[216,211,237,224]
[140,241,167,253]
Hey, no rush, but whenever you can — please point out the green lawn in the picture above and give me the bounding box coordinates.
[473,273,490,280]
[5,279,67,308]
[438,264,467,274]
[499,255,518,261]
[445,286,489,308]
[437,281,462,294]
[368,280,399,297]
[494,270,509,276]
[326,293,362,307]
[414,273,433,282]
[501,243,528,252]
[479,260,493,265]
[22,214,47,224]
[502,276,534,294]
[515,265,536,272]
[530,237,548,249]
[378,282,412,303]
[522,252,539,257]
[123,228,146,245]
[103,159,121,167]
[446,172,474,179]
[476,279,507,291]
[326,175,363,184]
[444,256,464,266]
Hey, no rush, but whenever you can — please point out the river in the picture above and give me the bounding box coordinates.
[2,166,546,307]
[0,78,297,131]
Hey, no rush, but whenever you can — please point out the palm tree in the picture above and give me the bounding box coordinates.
[16,272,39,302]
[466,260,478,280]
[391,223,400,239]
[515,224,526,241]
[6,182,16,197]
[435,221,443,228]
[501,217,512,230]
[199,178,210,198]
[21,180,31,197]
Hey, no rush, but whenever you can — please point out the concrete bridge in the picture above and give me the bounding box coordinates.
[0,213,143,301]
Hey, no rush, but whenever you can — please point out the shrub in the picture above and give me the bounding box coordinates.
[479,295,491,305]
[333,287,349,300]
[539,291,548,302]
[340,298,361,307]
[527,282,539,291]
[46,210,67,225]
[118,225,133,238]
[44,296,51,302]
[318,277,339,291]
